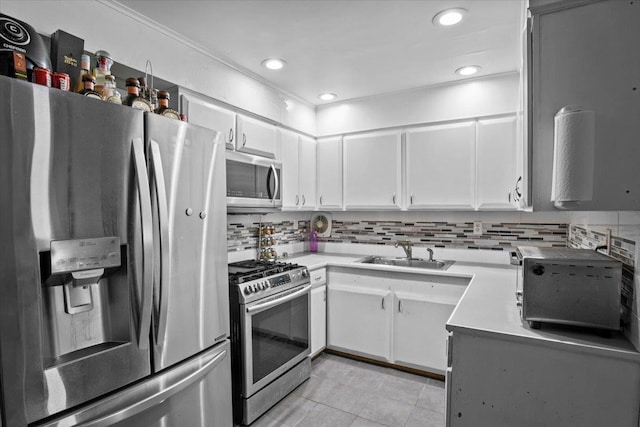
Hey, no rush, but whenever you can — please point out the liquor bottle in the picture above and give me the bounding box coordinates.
[93,50,113,96]
[74,54,91,93]
[79,73,102,99]
[122,77,153,111]
[154,91,180,120]
[102,74,122,104]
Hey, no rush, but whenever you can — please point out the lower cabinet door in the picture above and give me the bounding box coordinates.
[310,285,327,357]
[393,292,456,373]
[327,284,392,361]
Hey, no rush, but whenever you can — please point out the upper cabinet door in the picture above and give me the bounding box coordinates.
[298,135,317,211]
[476,116,518,210]
[343,130,402,209]
[236,114,277,158]
[179,94,235,149]
[279,129,300,209]
[316,136,343,209]
[406,122,475,209]
[530,1,640,210]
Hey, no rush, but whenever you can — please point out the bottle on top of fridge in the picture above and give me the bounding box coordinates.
[74,54,91,93]
[154,91,180,120]
[79,73,102,99]
[93,50,113,96]
[102,74,122,104]
[123,77,153,112]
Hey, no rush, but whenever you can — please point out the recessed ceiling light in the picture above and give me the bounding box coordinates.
[262,58,286,70]
[455,65,481,76]
[319,93,337,101]
[433,8,467,26]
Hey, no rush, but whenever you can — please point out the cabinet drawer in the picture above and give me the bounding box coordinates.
[310,268,326,287]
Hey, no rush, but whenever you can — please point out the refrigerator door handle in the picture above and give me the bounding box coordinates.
[132,137,154,350]
[149,140,170,345]
[76,348,228,427]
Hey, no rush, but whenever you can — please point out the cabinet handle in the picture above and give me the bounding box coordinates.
[229,128,234,143]
[295,195,299,206]
[410,193,414,205]
[302,195,306,206]
[381,297,385,310]
[392,193,396,205]
[398,300,403,313]
[319,195,323,205]
[242,133,247,147]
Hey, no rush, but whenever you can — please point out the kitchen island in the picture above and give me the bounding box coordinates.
[287,250,640,427]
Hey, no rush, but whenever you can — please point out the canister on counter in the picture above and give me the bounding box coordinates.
[52,72,70,91]
[32,66,52,87]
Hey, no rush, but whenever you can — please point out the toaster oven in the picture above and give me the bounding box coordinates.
[511,246,622,331]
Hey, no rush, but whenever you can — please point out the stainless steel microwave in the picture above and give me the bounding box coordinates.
[226,151,282,210]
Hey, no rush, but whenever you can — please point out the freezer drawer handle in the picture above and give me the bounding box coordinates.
[149,140,171,346]
[77,348,228,427]
[132,137,154,350]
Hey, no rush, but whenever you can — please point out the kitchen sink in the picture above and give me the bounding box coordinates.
[357,256,454,270]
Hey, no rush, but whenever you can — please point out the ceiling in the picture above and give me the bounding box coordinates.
[116,0,525,106]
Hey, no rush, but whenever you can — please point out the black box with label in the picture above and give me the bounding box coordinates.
[50,29,84,89]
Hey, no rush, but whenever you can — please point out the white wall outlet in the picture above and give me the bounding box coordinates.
[473,221,483,236]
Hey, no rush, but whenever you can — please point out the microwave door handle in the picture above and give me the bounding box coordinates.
[246,285,311,315]
[131,137,154,350]
[269,164,280,203]
[149,140,171,346]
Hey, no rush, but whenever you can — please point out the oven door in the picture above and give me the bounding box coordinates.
[241,284,311,397]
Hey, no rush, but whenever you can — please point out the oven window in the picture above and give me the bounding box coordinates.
[251,293,309,384]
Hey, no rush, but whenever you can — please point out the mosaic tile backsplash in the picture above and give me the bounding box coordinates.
[569,225,636,318]
[227,218,568,252]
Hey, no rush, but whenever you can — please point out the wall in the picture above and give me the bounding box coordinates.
[0,0,317,135]
[316,72,520,136]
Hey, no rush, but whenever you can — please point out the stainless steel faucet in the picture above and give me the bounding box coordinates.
[395,240,413,259]
[426,247,434,261]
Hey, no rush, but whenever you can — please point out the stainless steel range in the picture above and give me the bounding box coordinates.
[229,259,312,425]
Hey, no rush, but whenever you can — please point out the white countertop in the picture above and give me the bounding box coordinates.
[287,251,640,360]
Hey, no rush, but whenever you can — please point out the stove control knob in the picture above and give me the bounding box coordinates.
[301,270,309,278]
[244,287,252,295]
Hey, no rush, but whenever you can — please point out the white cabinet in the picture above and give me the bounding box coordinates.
[446,329,640,427]
[343,130,402,209]
[327,267,467,372]
[327,284,392,362]
[280,129,316,210]
[178,94,236,148]
[476,116,518,210]
[298,136,317,210]
[310,267,327,358]
[405,122,475,209]
[236,114,277,158]
[316,137,343,209]
[529,1,640,211]
[280,129,300,209]
[393,292,457,373]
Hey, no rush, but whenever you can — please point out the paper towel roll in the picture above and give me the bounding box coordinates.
[550,106,595,209]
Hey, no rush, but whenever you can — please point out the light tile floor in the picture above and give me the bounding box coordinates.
[251,353,446,427]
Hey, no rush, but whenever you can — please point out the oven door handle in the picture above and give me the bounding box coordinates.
[246,285,311,315]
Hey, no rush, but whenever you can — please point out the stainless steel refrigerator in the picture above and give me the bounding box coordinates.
[0,75,231,427]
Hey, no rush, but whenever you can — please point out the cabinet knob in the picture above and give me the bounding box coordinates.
[319,195,323,205]
[295,195,299,206]
[242,133,247,147]
[410,193,414,205]
[392,193,396,204]
[229,128,234,143]
[302,195,306,205]
[381,297,385,310]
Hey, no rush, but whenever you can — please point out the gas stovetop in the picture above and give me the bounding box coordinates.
[228,259,310,303]
[228,260,303,285]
